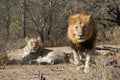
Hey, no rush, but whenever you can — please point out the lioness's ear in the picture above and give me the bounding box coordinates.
[37,37,41,41]
[37,36,43,46]
[25,37,29,42]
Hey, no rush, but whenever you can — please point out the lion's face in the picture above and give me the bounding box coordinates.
[73,21,91,42]
[68,12,95,43]
[25,37,41,52]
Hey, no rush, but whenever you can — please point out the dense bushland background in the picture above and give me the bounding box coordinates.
[0,0,120,51]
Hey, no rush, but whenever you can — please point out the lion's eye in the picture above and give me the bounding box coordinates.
[75,26,78,29]
[83,26,87,32]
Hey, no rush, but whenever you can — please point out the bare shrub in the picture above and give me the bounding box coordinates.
[0,52,9,69]
[97,27,120,45]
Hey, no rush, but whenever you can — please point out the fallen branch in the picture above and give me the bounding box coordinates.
[96,45,120,52]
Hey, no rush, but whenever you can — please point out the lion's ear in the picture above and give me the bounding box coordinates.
[25,37,29,42]
[87,14,91,19]
[86,15,92,22]
[69,16,75,25]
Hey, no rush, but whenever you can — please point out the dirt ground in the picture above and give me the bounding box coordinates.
[0,64,85,80]
[0,45,120,80]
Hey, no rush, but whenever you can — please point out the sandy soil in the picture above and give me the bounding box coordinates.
[0,63,83,80]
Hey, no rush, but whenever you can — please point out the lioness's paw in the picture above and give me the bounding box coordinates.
[76,65,84,70]
[74,62,80,66]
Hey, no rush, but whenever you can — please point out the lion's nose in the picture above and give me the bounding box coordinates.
[79,34,83,37]
[78,34,84,39]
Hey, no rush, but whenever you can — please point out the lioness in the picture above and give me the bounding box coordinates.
[21,37,70,65]
[67,12,97,73]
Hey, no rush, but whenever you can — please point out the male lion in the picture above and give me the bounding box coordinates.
[67,12,97,73]
[21,37,70,65]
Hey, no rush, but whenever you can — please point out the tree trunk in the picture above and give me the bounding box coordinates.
[22,0,27,38]
[6,0,10,39]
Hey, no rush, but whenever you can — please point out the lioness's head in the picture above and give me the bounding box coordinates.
[68,12,96,43]
[25,37,42,52]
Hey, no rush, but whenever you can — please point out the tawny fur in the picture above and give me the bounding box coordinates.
[67,12,97,73]
[21,37,70,65]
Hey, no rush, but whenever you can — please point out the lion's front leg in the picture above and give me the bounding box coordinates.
[84,53,91,73]
[73,50,81,65]
[84,49,95,73]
